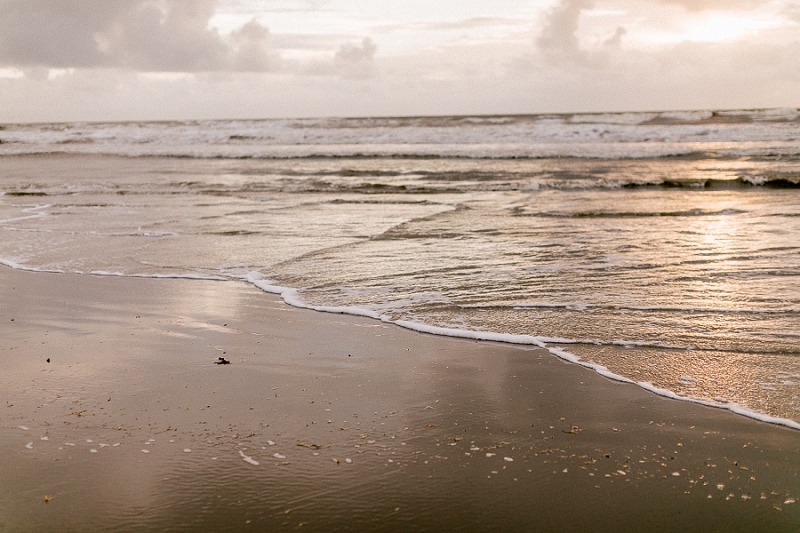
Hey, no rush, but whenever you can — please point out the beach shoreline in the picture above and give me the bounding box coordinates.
[1,149,798,427]
[2,265,800,532]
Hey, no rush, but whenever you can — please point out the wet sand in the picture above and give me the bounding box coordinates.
[1,266,799,532]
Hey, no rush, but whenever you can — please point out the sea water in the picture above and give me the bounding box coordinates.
[1,109,799,425]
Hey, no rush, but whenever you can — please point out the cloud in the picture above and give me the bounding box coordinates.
[0,0,124,68]
[536,0,627,65]
[228,18,280,71]
[536,0,594,62]
[334,37,377,79]
[0,0,278,72]
[421,17,532,31]
[4,34,797,125]
[95,0,232,71]
[1,0,798,123]
[655,0,767,12]
[603,27,626,48]
[784,3,800,22]
[305,0,330,9]
[534,0,782,67]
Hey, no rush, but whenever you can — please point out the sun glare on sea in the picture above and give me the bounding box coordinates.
[695,195,742,253]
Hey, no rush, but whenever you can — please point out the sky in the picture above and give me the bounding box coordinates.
[0,0,798,122]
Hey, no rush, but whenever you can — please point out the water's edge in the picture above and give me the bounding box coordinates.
[3,261,798,430]
[243,271,800,432]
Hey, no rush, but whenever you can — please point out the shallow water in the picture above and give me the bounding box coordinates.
[1,110,799,425]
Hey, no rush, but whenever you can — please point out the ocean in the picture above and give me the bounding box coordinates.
[1,108,799,427]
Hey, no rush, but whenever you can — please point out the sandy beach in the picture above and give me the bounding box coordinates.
[1,265,799,532]
[2,0,799,530]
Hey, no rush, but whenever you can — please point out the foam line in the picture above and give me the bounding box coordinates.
[0,260,227,280]
[635,382,800,431]
[0,258,63,273]
[511,303,796,315]
[89,270,228,281]
[0,213,49,224]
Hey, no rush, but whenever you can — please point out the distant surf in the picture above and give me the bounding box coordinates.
[1,108,799,160]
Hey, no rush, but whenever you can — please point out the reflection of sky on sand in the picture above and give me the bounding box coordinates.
[0,273,528,529]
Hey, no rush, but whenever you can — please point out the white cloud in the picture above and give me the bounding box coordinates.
[0,67,24,79]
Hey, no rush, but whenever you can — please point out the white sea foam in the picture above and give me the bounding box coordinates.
[635,382,800,430]
[89,270,227,281]
[0,259,231,281]
[660,110,714,121]
[0,258,64,273]
[511,303,797,315]
[1,111,798,160]
[2,141,798,160]
[247,274,384,320]
[0,213,49,224]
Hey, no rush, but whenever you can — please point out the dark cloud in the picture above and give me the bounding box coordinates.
[0,0,278,72]
[96,0,232,71]
[0,0,126,68]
